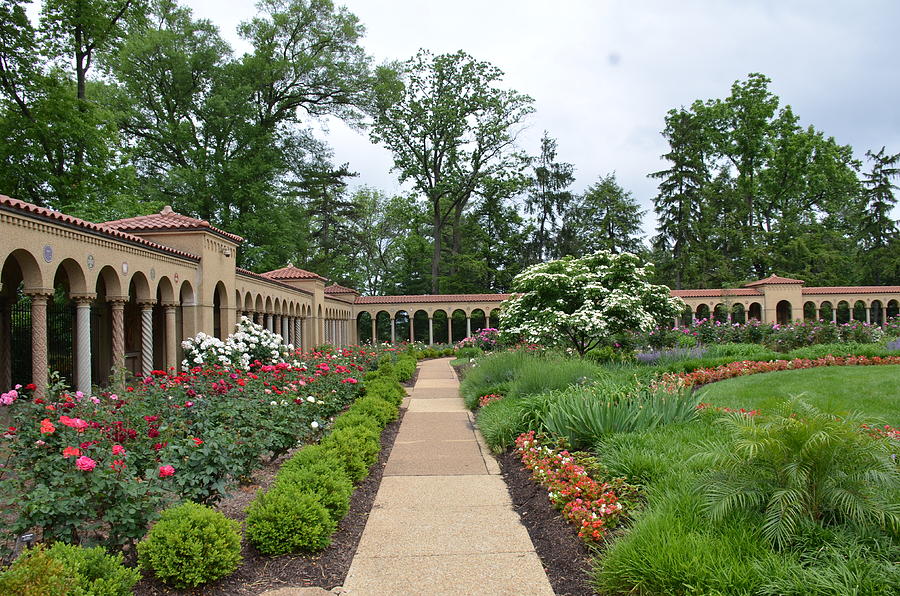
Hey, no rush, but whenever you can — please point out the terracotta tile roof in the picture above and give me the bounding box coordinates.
[802,286,900,295]
[744,274,805,287]
[0,195,200,261]
[325,283,359,295]
[355,293,512,305]
[262,264,326,281]
[236,268,313,295]
[103,206,244,244]
[671,288,763,298]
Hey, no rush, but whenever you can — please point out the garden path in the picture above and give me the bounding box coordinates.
[340,357,554,595]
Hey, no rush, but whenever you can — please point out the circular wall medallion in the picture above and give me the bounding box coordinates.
[86,254,95,269]
[174,272,179,283]
[42,245,53,263]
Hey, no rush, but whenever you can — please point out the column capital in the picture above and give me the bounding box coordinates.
[25,289,53,301]
[106,295,129,304]
[161,302,179,310]
[137,300,157,309]
[72,293,98,305]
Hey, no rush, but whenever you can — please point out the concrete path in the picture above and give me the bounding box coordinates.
[342,358,554,596]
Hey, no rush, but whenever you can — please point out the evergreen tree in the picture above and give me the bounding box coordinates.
[524,131,575,263]
[858,147,900,284]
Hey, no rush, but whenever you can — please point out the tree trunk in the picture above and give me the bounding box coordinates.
[431,202,442,294]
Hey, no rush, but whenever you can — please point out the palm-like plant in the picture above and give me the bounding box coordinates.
[697,398,899,549]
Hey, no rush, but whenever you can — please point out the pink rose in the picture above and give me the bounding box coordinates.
[112,444,126,456]
[158,465,175,478]
[75,456,97,471]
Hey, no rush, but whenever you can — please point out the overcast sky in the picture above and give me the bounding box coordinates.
[187,0,900,234]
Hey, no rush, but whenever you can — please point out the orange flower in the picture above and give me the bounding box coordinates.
[39,418,55,434]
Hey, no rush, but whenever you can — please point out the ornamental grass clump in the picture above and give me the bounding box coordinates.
[696,398,900,549]
[137,501,242,588]
[541,379,699,449]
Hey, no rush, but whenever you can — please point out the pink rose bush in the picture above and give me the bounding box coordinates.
[0,344,386,550]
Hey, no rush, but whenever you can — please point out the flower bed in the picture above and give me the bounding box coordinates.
[514,431,638,544]
[0,346,379,551]
[665,354,900,388]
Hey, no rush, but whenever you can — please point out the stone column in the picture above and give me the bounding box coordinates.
[109,298,126,372]
[74,296,94,395]
[27,292,50,396]
[866,306,871,324]
[164,303,177,373]
[485,314,491,329]
[0,298,11,390]
[409,316,415,343]
[448,316,452,343]
[466,316,472,338]
[390,317,396,344]
[371,317,377,345]
[265,313,273,332]
[295,317,302,350]
[281,316,289,341]
[139,302,155,377]
[428,317,434,345]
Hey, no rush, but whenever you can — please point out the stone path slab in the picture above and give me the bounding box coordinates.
[343,358,553,596]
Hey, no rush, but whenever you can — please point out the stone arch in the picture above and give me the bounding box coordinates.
[818,300,834,322]
[54,257,88,296]
[412,308,429,343]
[451,308,468,343]
[731,303,746,324]
[852,300,867,322]
[803,300,817,321]
[128,271,152,302]
[2,248,44,292]
[695,303,710,321]
[243,292,253,314]
[712,303,728,323]
[392,309,411,343]
[748,302,762,321]
[470,308,487,333]
[357,310,373,344]
[776,300,792,325]
[489,308,501,329]
[836,300,851,324]
[432,308,449,344]
[156,276,176,304]
[887,299,899,320]
[213,281,228,339]
[870,299,884,325]
[374,309,391,343]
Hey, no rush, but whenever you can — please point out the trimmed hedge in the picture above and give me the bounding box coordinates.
[246,355,407,555]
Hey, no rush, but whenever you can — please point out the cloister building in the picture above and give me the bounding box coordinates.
[2,196,899,395]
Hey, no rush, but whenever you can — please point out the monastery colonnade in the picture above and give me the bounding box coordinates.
[2,197,899,395]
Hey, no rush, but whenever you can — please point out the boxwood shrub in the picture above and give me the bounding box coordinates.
[246,489,336,555]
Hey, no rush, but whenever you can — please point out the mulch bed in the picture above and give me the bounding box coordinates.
[134,408,405,595]
[497,450,596,596]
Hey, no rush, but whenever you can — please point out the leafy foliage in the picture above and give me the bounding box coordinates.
[697,399,900,549]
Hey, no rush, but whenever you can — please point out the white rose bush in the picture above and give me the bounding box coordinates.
[500,251,684,355]
[182,316,294,369]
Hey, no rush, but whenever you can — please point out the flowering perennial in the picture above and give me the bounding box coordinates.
[181,316,293,369]
[515,431,633,544]
[666,355,900,388]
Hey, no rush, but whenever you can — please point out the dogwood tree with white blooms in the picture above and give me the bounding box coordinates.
[500,251,684,355]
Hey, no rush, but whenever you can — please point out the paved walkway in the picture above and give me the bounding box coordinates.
[341,357,554,596]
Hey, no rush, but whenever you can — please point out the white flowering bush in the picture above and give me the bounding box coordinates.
[500,251,684,355]
[182,316,294,369]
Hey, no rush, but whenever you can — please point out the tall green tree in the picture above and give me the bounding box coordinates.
[370,49,533,293]
[555,173,644,257]
[524,131,575,263]
[858,147,900,284]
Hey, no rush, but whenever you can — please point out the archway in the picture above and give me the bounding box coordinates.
[775,300,792,325]
[818,301,834,322]
[375,310,391,343]
[748,302,762,321]
[50,260,84,386]
[470,308,487,333]
[731,303,746,324]
[432,309,449,344]
[695,304,710,321]
[887,300,899,321]
[357,311,373,344]
[413,309,429,343]
[852,300,867,323]
[712,304,728,324]
[451,309,467,343]
[394,310,411,343]
[870,300,884,326]
[836,300,851,324]
[803,301,817,321]
[489,308,501,330]
[1,250,44,388]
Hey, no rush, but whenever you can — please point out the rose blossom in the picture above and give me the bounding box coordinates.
[62,446,81,458]
[158,465,175,478]
[75,456,97,471]
[112,444,126,456]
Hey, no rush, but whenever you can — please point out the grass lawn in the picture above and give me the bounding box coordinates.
[695,364,900,425]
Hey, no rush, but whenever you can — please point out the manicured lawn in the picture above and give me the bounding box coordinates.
[695,364,900,424]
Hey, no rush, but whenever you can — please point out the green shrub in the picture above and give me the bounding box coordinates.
[394,355,417,381]
[785,342,895,360]
[585,345,635,364]
[697,398,900,549]
[457,346,483,359]
[321,425,381,482]
[246,488,336,555]
[656,354,777,375]
[276,461,353,521]
[542,380,699,449]
[365,375,406,406]
[42,543,141,596]
[137,501,242,588]
[442,348,455,356]
[333,411,383,432]
[0,546,71,596]
[348,395,398,425]
[705,342,779,359]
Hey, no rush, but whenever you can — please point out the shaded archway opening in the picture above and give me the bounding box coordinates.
[489,308,501,330]
[803,301,817,321]
[50,265,76,386]
[432,310,449,344]
[394,310,411,343]
[870,300,883,326]
[853,300,867,323]
[887,300,899,320]
[836,301,851,324]
[819,301,834,322]
[357,311,373,344]
[451,309,467,343]
[470,309,486,333]
[413,310,429,343]
[1,255,32,387]
[748,302,762,321]
[731,303,746,324]
[695,304,710,321]
[375,310,391,343]
[776,300,792,325]
[92,273,112,386]
[213,282,228,339]
[712,304,728,324]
